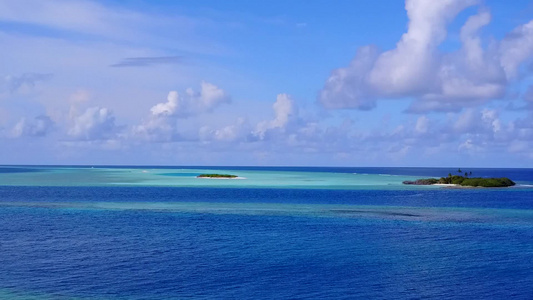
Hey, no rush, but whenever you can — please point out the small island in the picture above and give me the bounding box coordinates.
[197,174,238,179]
[403,169,515,188]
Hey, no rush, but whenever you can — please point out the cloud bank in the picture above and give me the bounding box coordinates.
[68,107,119,140]
[319,0,533,113]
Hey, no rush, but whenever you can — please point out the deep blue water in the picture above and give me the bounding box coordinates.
[0,167,532,299]
[1,186,533,209]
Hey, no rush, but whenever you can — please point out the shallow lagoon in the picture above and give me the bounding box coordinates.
[1,166,532,190]
[0,166,428,189]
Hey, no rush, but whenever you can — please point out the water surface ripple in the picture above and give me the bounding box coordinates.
[0,167,532,299]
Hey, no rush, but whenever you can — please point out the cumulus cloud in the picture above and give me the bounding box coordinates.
[193,93,305,147]
[199,118,251,142]
[254,93,298,140]
[368,0,477,96]
[11,115,54,137]
[68,106,119,140]
[319,0,533,113]
[452,108,502,137]
[319,46,379,110]
[323,106,525,163]
[132,115,178,142]
[271,94,296,129]
[134,82,230,142]
[150,81,230,118]
[499,20,533,79]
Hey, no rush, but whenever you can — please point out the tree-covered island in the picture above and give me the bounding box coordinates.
[403,172,515,188]
[197,174,238,179]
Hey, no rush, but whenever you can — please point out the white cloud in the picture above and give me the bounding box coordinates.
[481,109,501,133]
[413,9,506,108]
[133,115,177,142]
[458,138,477,152]
[319,46,379,110]
[134,82,231,142]
[1,0,531,166]
[199,118,251,142]
[319,0,533,113]
[68,106,119,140]
[11,115,54,138]
[271,93,296,129]
[150,91,180,117]
[254,93,297,140]
[415,115,429,133]
[368,0,478,96]
[499,20,533,79]
[452,108,504,138]
[150,82,230,118]
[460,10,491,67]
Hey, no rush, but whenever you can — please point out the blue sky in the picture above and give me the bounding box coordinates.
[1,0,532,167]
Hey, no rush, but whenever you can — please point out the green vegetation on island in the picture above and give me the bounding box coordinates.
[455,177,515,187]
[403,178,439,185]
[403,169,515,187]
[197,174,238,178]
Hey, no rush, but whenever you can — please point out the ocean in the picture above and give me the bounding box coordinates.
[0,166,532,299]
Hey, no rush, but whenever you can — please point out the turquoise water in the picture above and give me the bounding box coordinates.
[0,166,425,189]
[2,166,532,189]
[0,166,532,299]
